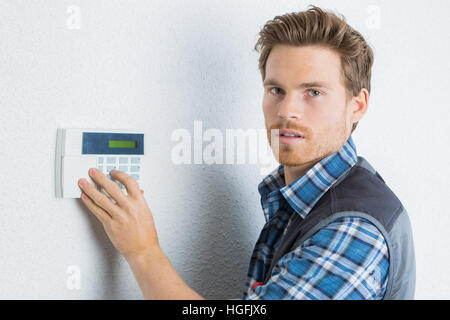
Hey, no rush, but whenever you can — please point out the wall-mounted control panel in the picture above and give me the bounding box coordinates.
[56,128,144,198]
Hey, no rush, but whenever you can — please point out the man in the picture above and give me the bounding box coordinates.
[77,5,415,300]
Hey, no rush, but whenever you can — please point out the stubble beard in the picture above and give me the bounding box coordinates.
[267,117,349,168]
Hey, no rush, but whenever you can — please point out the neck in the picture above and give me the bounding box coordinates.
[283,161,317,186]
[283,138,350,186]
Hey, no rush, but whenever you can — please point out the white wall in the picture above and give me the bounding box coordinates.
[0,0,449,299]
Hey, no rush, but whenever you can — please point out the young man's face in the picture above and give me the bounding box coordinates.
[262,44,364,167]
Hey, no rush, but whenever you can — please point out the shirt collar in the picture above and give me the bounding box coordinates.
[258,135,358,220]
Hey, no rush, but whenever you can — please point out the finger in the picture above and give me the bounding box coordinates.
[87,168,129,207]
[81,192,112,224]
[78,178,122,218]
[109,170,141,198]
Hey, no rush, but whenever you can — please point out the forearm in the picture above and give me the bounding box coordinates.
[126,248,205,300]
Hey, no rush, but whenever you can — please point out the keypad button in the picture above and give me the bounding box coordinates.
[131,157,140,164]
[107,166,116,172]
[118,165,128,172]
[130,166,140,172]
[98,157,104,163]
[119,157,128,164]
[107,157,116,164]
[98,165,104,172]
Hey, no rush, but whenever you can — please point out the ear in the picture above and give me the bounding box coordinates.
[349,88,369,124]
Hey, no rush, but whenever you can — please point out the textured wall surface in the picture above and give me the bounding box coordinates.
[0,0,449,299]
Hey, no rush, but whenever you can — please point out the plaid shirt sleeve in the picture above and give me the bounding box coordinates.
[244,217,389,300]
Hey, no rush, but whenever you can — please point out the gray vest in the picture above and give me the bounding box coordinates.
[263,156,416,299]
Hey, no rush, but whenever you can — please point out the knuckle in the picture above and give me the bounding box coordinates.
[129,204,139,216]
[107,220,119,232]
[104,215,114,226]
[106,178,120,190]
[94,193,108,207]
[124,175,133,184]
[113,212,126,225]
[126,176,139,188]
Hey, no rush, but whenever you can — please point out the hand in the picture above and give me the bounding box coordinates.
[78,168,160,260]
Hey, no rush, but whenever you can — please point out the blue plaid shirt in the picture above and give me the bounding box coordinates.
[242,135,389,300]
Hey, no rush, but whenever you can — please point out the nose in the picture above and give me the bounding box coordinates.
[277,92,301,120]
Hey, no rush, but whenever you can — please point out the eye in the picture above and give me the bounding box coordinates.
[270,87,283,95]
[308,89,321,97]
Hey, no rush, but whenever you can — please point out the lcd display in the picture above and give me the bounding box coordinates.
[108,140,136,149]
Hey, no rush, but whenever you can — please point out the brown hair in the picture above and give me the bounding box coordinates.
[254,5,374,133]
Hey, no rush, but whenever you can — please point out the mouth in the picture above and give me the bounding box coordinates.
[277,129,305,144]
[278,129,304,138]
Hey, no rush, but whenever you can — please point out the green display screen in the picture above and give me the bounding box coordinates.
[109,140,137,149]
